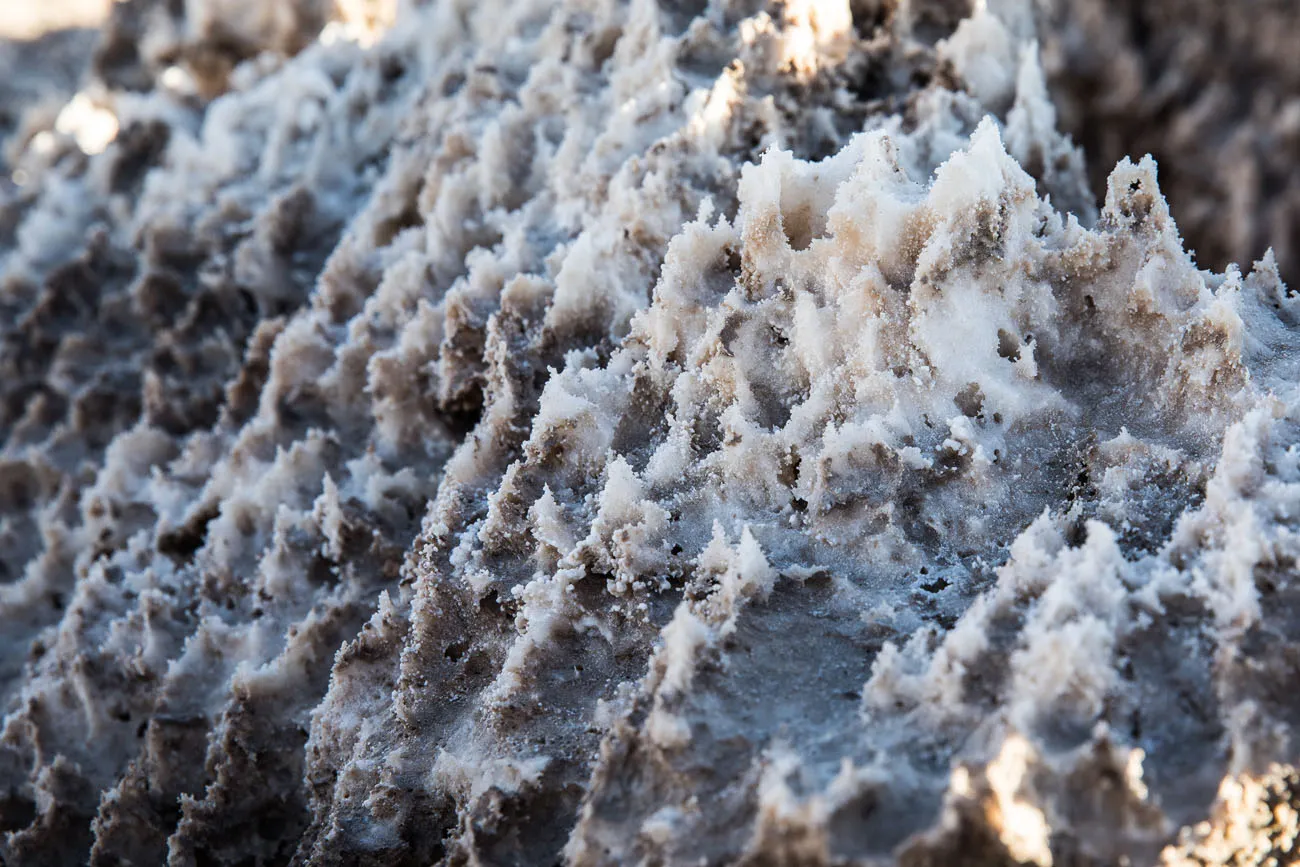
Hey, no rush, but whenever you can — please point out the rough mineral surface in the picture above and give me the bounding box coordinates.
[0,1,1298,865]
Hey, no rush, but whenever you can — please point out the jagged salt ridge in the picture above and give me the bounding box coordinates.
[0,1,1297,865]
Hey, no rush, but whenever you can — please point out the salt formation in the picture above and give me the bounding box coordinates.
[0,0,1297,864]
[1035,0,1300,285]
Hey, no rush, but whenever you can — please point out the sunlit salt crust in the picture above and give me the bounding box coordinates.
[0,0,1298,864]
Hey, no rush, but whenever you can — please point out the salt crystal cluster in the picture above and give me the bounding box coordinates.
[0,0,1298,864]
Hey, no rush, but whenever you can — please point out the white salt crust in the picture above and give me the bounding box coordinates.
[0,0,1297,864]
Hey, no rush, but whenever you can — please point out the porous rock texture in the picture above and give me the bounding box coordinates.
[0,1,1298,865]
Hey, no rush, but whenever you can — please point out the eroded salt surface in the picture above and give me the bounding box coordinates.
[0,0,1298,864]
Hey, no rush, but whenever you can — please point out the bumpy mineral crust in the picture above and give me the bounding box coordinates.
[0,0,1298,865]
[1037,0,1300,284]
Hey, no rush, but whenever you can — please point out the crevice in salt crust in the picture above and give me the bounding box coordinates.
[0,0,1297,864]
